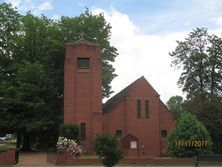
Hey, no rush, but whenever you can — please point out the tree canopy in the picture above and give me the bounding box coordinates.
[167,95,185,118]
[170,28,222,99]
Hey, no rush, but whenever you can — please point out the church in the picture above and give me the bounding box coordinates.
[64,38,175,157]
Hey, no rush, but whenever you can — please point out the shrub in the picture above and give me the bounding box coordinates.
[168,112,212,157]
[59,124,79,141]
[56,136,84,158]
[93,133,124,167]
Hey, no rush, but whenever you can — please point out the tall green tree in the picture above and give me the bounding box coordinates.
[170,28,222,99]
[168,112,212,157]
[170,28,222,153]
[167,95,185,118]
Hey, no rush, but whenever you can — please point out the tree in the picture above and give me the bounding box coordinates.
[93,133,124,167]
[167,95,185,118]
[170,28,222,153]
[168,112,212,157]
[0,61,58,150]
[0,5,61,150]
[170,28,222,99]
[184,96,222,153]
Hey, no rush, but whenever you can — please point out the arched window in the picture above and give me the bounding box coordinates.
[80,123,86,140]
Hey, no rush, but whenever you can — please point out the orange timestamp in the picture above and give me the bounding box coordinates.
[175,140,208,147]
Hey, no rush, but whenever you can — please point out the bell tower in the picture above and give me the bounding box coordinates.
[64,38,102,153]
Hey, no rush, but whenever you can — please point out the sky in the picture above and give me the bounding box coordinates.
[2,0,222,102]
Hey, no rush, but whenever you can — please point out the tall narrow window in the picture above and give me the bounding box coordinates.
[136,99,141,119]
[77,58,90,69]
[145,99,150,119]
[80,123,86,140]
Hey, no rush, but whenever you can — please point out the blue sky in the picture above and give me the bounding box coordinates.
[3,0,222,34]
[2,0,222,102]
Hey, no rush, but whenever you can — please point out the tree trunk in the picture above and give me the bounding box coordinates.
[21,131,32,152]
[16,132,21,149]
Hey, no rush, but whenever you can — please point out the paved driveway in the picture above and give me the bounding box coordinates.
[14,152,55,167]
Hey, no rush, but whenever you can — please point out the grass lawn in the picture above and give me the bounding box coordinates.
[0,142,16,153]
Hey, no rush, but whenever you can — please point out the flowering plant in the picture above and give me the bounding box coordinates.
[56,136,84,158]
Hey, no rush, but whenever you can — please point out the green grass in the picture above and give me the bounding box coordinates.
[0,142,16,153]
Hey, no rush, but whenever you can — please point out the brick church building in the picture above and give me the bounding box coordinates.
[64,38,175,157]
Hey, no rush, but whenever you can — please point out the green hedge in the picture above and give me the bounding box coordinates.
[59,124,79,142]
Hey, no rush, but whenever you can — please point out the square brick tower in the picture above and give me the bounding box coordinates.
[64,38,102,154]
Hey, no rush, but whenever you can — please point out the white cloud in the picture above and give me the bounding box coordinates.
[37,1,52,11]
[92,7,187,103]
[212,16,222,25]
[4,0,53,15]
[197,0,222,12]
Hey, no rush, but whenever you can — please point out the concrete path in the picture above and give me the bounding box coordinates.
[14,152,55,167]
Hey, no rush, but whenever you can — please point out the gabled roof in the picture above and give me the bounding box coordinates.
[103,76,159,114]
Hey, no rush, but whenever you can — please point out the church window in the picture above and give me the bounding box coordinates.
[161,130,167,138]
[145,99,150,119]
[80,123,86,140]
[116,130,122,138]
[77,57,90,69]
[136,99,141,119]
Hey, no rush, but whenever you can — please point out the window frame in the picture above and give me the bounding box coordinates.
[161,130,167,139]
[77,57,90,69]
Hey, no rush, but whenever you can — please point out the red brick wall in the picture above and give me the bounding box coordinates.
[127,79,161,157]
[103,78,162,156]
[64,42,102,154]
[0,148,16,165]
[159,101,175,154]
[103,99,126,134]
[103,77,175,157]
